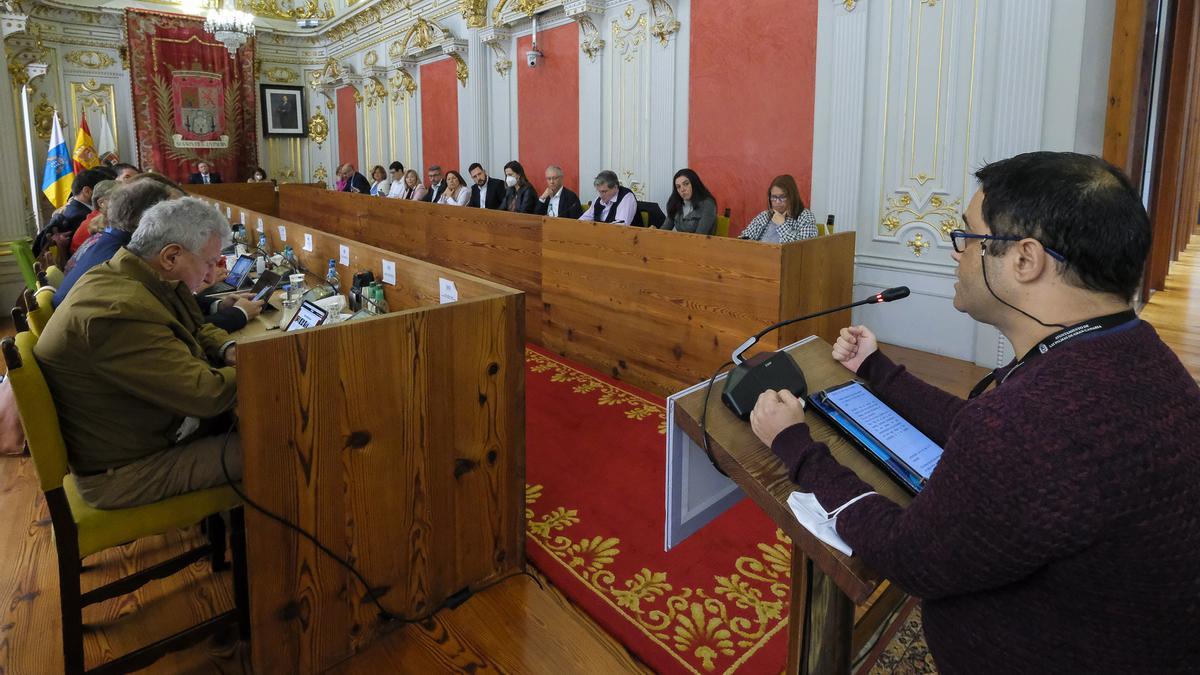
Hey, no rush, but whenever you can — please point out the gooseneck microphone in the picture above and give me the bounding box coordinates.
[720,286,910,418]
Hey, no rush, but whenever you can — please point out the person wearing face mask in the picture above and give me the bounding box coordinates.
[738,174,817,243]
[34,196,245,509]
[534,165,583,219]
[502,160,537,214]
[660,168,717,235]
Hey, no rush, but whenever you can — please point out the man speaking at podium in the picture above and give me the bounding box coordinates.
[750,152,1200,672]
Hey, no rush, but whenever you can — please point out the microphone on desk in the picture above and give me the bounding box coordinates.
[720,286,910,419]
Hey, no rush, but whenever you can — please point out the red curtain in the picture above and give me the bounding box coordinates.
[125,9,258,183]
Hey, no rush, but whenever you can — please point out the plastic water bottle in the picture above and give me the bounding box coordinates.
[257,234,268,253]
[326,258,340,292]
[255,234,269,275]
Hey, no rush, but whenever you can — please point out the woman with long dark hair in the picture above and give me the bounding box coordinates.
[438,170,471,206]
[502,160,537,213]
[661,168,717,235]
[738,174,817,243]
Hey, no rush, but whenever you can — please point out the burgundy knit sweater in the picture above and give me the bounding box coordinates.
[772,321,1200,673]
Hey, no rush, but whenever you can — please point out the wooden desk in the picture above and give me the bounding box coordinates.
[670,337,911,674]
[268,186,856,397]
[221,220,526,674]
[185,183,279,216]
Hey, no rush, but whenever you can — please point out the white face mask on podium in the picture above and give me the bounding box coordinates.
[505,174,518,187]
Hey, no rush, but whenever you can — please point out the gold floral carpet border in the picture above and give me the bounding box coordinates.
[524,347,792,674]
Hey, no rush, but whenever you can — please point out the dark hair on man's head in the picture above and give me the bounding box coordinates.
[389,161,404,172]
[974,151,1151,298]
[112,163,139,174]
[106,179,177,232]
[666,168,715,219]
[71,168,109,196]
[767,174,805,219]
[468,162,484,174]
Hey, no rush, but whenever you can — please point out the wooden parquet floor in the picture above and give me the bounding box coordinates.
[2,237,1196,674]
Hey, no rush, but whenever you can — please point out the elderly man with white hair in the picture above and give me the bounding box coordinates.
[35,196,244,509]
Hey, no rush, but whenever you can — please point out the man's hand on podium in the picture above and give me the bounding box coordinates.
[750,389,806,447]
[832,325,879,374]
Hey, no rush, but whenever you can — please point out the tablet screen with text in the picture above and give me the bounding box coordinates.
[822,382,943,480]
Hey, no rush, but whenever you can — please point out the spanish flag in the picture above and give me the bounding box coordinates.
[71,112,98,174]
[41,111,72,208]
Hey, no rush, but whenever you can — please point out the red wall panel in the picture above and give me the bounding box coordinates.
[421,58,461,175]
[517,24,580,195]
[336,85,359,170]
[687,0,818,235]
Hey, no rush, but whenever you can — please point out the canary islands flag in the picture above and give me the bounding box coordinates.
[41,111,71,209]
[71,112,98,174]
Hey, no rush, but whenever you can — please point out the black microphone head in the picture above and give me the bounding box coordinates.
[878,286,910,302]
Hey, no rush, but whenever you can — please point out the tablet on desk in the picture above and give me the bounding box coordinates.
[808,381,944,494]
[283,300,329,332]
[249,270,281,303]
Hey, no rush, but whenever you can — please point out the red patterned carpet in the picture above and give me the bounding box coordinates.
[523,344,791,674]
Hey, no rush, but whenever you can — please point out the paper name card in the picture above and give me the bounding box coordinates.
[381,260,396,285]
[226,207,232,219]
[303,233,313,252]
[239,211,246,225]
[339,245,350,267]
[256,218,264,233]
[277,225,287,241]
[439,278,458,304]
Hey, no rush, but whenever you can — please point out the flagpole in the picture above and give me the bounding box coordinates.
[20,83,40,234]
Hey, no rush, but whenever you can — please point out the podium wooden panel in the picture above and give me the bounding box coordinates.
[670,337,911,674]
[227,208,526,674]
[269,185,855,396]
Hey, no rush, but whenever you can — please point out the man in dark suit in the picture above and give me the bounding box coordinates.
[187,161,222,184]
[533,165,583,219]
[35,167,108,256]
[337,163,371,194]
[421,164,447,203]
[467,162,505,209]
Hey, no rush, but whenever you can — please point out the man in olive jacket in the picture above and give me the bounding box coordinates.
[35,197,242,509]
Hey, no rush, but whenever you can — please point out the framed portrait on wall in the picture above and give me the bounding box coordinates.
[260,84,307,137]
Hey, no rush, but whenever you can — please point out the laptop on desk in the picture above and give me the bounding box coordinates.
[203,255,254,295]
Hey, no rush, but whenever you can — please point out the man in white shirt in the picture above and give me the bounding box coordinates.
[579,170,638,225]
[534,165,583,219]
[386,161,407,198]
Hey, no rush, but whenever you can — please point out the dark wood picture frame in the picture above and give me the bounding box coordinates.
[259,84,307,137]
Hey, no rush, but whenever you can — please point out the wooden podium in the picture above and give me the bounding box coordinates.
[227,204,527,673]
[670,337,912,674]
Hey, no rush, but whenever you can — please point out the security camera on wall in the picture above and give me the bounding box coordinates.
[526,48,543,69]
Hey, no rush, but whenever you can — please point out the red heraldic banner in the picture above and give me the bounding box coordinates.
[125,9,257,183]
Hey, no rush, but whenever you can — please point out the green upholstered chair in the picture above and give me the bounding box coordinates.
[11,239,37,292]
[25,287,54,338]
[1,332,249,674]
[714,208,732,237]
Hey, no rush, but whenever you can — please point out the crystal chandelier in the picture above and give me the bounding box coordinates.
[204,6,256,57]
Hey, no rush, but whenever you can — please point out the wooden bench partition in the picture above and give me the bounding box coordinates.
[185,183,279,216]
[265,186,855,396]
[218,198,526,673]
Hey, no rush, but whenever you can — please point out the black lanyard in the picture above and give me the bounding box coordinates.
[968,310,1138,399]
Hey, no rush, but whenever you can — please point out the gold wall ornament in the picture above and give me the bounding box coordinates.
[308,68,322,88]
[389,68,417,100]
[491,0,545,25]
[458,0,487,28]
[308,108,329,146]
[325,98,335,111]
[352,88,363,104]
[906,232,932,257]
[576,16,605,61]
[449,52,469,87]
[64,50,115,70]
[841,0,857,11]
[401,17,448,54]
[880,192,960,238]
[313,163,328,183]
[33,95,54,141]
[647,0,680,46]
[363,50,378,67]
[612,9,647,63]
[236,0,334,20]
[265,66,299,83]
